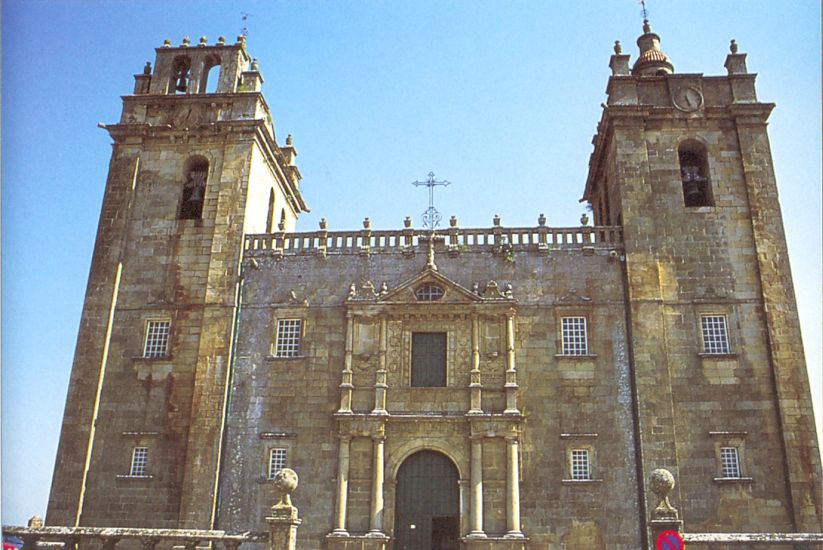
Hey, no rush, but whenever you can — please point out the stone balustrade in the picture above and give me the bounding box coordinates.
[244,225,623,255]
[1,526,266,550]
[683,532,823,544]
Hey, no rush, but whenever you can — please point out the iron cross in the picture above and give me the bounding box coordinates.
[411,171,451,230]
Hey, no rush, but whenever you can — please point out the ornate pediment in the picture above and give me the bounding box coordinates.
[346,268,515,305]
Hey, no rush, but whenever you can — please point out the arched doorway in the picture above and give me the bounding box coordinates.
[394,450,460,550]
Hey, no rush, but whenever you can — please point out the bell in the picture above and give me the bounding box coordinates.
[683,180,702,202]
[175,76,188,93]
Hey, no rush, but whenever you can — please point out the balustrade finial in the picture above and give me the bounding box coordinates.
[27,516,44,528]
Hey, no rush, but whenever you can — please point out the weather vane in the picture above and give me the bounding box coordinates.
[241,12,253,37]
[639,0,648,21]
[412,171,451,230]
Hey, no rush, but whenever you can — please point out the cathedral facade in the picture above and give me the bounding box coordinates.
[46,21,821,550]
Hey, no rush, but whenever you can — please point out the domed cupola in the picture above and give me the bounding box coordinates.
[632,19,674,76]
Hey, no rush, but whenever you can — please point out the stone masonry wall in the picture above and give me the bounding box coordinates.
[219,242,643,549]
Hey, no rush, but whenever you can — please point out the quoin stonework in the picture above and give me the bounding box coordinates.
[45,20,822,550]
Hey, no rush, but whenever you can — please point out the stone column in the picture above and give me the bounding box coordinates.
[468,435,486,537]
[468,316,483,414]
[338,314,354,413]
[505,436,524,538]
[332,435,351,534]
[373,317,388,415]
[503,311,520,415]
[369,436,386,533]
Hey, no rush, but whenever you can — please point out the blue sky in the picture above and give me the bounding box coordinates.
[2,1,820,526]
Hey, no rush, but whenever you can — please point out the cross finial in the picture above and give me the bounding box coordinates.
[411,171,451,229]
[640,0,649,22]
[241,12,253,38]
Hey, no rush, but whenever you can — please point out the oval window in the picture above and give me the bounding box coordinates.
[415,284,445,301]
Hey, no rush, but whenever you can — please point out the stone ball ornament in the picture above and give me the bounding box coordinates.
[273,468,298,507]
[650,468,675,496]
[649,468,679,519]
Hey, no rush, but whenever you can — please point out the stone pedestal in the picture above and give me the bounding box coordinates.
[649,518,683,546]
[266,504,302,550]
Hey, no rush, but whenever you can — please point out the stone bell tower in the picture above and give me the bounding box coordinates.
[46,35,308,529]
[584,21,822,537]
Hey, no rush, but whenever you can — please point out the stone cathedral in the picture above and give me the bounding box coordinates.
[46,20,822,550]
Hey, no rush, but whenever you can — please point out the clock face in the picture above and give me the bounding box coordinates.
[673,86,703,112]
[172,104,202,128]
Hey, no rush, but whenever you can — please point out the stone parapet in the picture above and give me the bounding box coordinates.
[244,225,623,256]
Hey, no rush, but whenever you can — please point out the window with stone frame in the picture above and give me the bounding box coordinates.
[710,431,751,483]
[274,319,303,358]
[411,332,447,387]
[719,446,742,479]
[267,448,288,479]
[130,447,149,476]
[560,316,589,356]
[700,314,731,354]
[143,319,171,358]
[570,449,592,481]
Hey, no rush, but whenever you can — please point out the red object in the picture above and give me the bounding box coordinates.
[656,530,684,550]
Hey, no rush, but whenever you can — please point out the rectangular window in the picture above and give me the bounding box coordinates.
[701,315,730,354]
[570,449,591,480]
[268,448,288,479]
[561,317,588,355]
[143,320,170,358]
[411,332,447,387]
[130,447,149,476]
[275,319,302,357]
[720,447,741,478]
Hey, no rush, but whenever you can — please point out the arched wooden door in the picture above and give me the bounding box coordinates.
[394,450,460,550]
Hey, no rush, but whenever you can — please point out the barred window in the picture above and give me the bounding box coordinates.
[143,320,171,358]
[720,447,741,478]
[570,449,591,480]
[701,315,730,354]
[275,319,302,357]
[268,448,288,479]
[561,317,588,355]
[130,447,149,476]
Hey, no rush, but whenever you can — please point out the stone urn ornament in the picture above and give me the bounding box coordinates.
[273,468,299,507]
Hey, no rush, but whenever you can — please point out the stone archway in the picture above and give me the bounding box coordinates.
[394,450,460,550]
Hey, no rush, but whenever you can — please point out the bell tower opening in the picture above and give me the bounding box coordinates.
[170,55,191,94]
[395,450,460,550]
[678,140,713,207]
[200,54,221,94]
[179,156,208,219]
